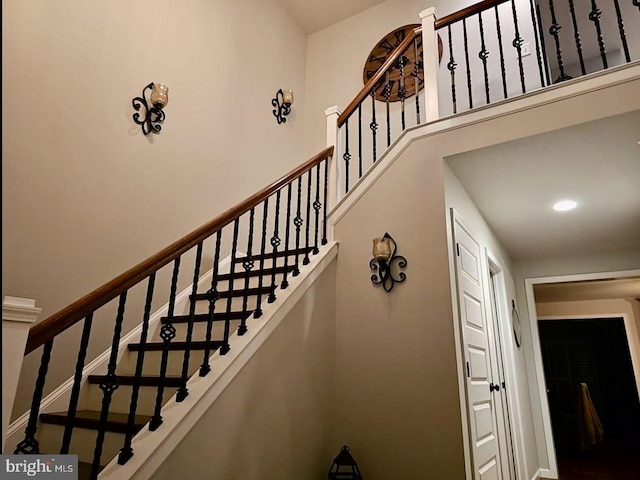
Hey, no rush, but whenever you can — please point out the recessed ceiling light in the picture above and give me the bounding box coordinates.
[553,200,577,212]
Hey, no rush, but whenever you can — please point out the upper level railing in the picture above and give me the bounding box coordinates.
[14,146,334,478]
[331,0,639,197]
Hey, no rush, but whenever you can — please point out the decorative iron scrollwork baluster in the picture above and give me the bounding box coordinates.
[119,274,156,465]
[478,11,491,105]
[255,199,269,317]
[176,242,204,401]
[343,118,351,194]
[568,0,586,76]
[293,178,303,276]
[222,220,240,348]
[239,211,254,331]
[384,71,392,148]
[269,191,281,302]
[322,159,329,246]
[413,37,421,124]
[370,92,378,163]
[548,0,572,83]
[313,164,321,254]
[589,0,608,69]
[447,25,458,114]
[150,257,180,430]
[60,315,93,454]
[510,0,526,93]
[494,6,508,99]
[91,293,127,479]
[303,170,312,265]
[529,0,546,87]
[613,0,631,63]
[463,18,473,110]
[282,185,293,288]
[202,231,223,371]
[358,104,363,179]
[14,339,54,454]
[397,54,407,130]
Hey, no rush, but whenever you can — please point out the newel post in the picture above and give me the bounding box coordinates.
[324,106,342,238]
[420,7,440,122]
[2,296,41,451]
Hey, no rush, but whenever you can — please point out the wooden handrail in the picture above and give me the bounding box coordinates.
[25,146,334,355]
[435,0,509,29]
[337,27,422,128]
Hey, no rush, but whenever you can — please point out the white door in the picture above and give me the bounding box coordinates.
[453,215,502,480]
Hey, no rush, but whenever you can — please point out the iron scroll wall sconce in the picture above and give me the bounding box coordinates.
[132,82,169,135]
[272,89,293,124]
[370,233,407,292]
[328,445,363,480]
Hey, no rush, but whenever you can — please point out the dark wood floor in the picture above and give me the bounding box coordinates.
[557,443,640,480]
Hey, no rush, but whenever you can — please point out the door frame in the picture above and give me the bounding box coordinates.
[524,269,640,479]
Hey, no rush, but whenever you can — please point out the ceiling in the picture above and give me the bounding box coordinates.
[534,278,640,303]
[446,109,640,261]
[278,0,385,34]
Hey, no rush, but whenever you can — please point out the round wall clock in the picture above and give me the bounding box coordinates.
[363,24,443,102]
[511,300,522,348]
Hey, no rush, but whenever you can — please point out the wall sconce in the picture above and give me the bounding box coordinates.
[272,89,293,124]
[328,445,363,480]
[370,233,407,292]
[132,82,169,135]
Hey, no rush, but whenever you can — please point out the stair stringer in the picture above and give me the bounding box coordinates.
[4,253,240,454]
[96,242,338,480]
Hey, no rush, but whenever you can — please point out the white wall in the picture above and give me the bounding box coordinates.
[445,165,539,480]
[149,260,337,480]
[2,0,308,421]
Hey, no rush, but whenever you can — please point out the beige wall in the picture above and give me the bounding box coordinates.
[149,260,337,480]
[445,165,539,480]
[332,141,465,479]
[3,0,309,419]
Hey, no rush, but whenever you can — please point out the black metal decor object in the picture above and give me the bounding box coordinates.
[589,0,608,69]
[478,11,491,105]
[328,445,363,480]
[313,163,321,254]
[613,0,631,63]
[548,0,572,83]
[272,89,292,124]
[269,191,281,303]
[370,92,378,163]
[510,0,526,94]
[370,233,407,293]
[344,118,351,194]
[447,25,458,114]
[132,82,167,135]
[568,0,587,76]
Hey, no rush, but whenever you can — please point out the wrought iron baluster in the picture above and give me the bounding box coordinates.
[176,242,204,401]
[447,25,458,114]
[14,339,54,454]
[202,231,223,373]
[255,199,269,317]
[239,211,254,332]
[370,92,378,163]
[494,5,508,99]
[613,0,631,63]
[511,0,526,93]
[478,11,490,105]
[385,71,391,147]
[292,178,303,276]
[60,315,93,454]
[303,170,312,265]
[322,158,329,246]
[282,185,292,288]
[119,273,156,464]
[529,0,546,87]
[568,0,586,76]
[536,3,552,86]
[90,293,127,479]
[150,257,180,430]
[313,164,321,254]
[343,118,350,194]
[222,219,240,350]
[398,54,407,130]
[358,104,363,179]
[589,0,607,69]
[548,0,572,82]
[413,37,421,124]
[269,191,281,302]
[463,18,473,110]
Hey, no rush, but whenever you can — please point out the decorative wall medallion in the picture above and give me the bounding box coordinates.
[362,24,443,101]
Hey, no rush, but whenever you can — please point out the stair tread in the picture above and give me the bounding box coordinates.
[233,247,314,263]
[87,374,182,388]
[40,410,151,434]
[161,310,251,324]
[127,340,226,352]
[190,285,274,302]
